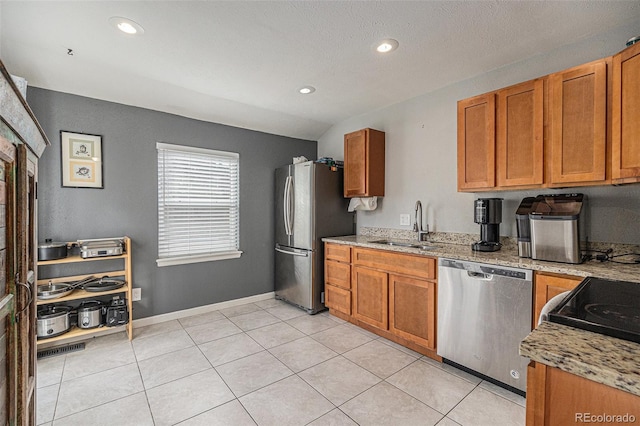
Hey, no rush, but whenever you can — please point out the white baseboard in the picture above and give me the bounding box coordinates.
[37,292,275,350]
[132,291,275,328]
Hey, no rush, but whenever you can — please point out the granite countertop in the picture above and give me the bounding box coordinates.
[324,233,640,395]
[322,234,640,283]
[520,321,640,397]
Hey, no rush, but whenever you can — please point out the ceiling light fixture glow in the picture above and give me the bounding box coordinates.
[118,22,137,34]
[299,86,316,94]
[109,17,145,35]
[376,39,399,53]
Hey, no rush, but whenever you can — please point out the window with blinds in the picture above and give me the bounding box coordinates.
[156,142,241,267]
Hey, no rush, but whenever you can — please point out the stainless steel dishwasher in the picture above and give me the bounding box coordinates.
[437,258,532,394]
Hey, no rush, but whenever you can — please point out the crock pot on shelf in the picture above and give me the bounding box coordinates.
[36,305,72,339]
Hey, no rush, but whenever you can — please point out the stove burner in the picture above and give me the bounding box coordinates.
[584,303,640,327]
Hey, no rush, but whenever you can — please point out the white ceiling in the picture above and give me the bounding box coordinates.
[1,1,639,141]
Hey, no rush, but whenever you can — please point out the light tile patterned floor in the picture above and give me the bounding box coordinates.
[36,298,526,425]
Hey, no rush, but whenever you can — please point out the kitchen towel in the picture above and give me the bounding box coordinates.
[537,291,570,325]
[348,197,377,212]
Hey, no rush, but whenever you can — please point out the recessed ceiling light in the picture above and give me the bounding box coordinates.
[376,39,399,53]
[299,86,316,94]
[109,16,145,35]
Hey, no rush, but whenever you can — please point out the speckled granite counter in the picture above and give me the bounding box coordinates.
[322,234,640,283]
[324,234,640,396]
[520,321,640,397]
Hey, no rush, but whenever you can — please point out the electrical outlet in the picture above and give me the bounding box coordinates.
[400,214,410,226]
[132,287,142,301]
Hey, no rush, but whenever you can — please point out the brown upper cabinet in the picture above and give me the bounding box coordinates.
[548,59,608,186]
[456,43,640,192]
[344,128,385,197]
[457,93,496,191]
[497,79,544,188]
[612,42,640,183]
[458,79,544,191]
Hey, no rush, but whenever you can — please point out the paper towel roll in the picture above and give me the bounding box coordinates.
[348,197,377,212]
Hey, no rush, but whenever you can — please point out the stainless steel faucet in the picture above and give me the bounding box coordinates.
[413,200,429,241]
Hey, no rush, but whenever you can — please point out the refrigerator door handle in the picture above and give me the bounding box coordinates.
[283,176,292,235]
[286,176,294,235]
[275,245,309,257]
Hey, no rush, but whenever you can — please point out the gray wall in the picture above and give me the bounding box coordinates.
[29,88,317,319]
[318,22,640,245]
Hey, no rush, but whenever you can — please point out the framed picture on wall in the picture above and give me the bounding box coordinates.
[60,130,103,188]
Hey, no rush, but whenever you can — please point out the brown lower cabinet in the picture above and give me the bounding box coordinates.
[324,243,438,358]
[532,272,582,328]
[352,265,388,330]
[528,271,640,424]
[389,274,436,350]
[526,362,640,425]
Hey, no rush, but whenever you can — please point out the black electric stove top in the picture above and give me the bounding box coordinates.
[548,277,640,344]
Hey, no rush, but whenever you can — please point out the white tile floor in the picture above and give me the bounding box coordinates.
[36,298,526,425]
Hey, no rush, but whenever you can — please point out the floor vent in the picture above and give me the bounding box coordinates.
[37,342,86,360]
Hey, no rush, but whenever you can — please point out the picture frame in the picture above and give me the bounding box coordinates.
[60,130,103,188]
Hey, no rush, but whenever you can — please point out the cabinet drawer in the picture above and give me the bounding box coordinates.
[352,247,435,280]
[325,259,351,290]
[325,284,351,316]
[325,243,351,263]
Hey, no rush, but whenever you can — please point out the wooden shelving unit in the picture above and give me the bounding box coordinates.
[36,236,133,345]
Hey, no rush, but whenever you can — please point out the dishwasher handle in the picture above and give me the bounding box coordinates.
[467,271,493,280]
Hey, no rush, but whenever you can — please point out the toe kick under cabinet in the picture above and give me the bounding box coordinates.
[324,243,437,358]
[36,236,134,346]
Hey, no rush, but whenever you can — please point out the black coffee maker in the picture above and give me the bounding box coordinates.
[472,198,503,252]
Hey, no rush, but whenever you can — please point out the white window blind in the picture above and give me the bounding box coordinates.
[156,142,241,267]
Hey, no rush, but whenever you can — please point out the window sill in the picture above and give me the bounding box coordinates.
[156,251,243,267]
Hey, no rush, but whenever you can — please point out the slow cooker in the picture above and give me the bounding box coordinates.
[77,300,104,329]
[37,305,72,339]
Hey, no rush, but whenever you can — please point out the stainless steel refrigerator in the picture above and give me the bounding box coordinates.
[275,161,354,313]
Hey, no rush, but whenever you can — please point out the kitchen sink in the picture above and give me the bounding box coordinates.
[368,240,438,251]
